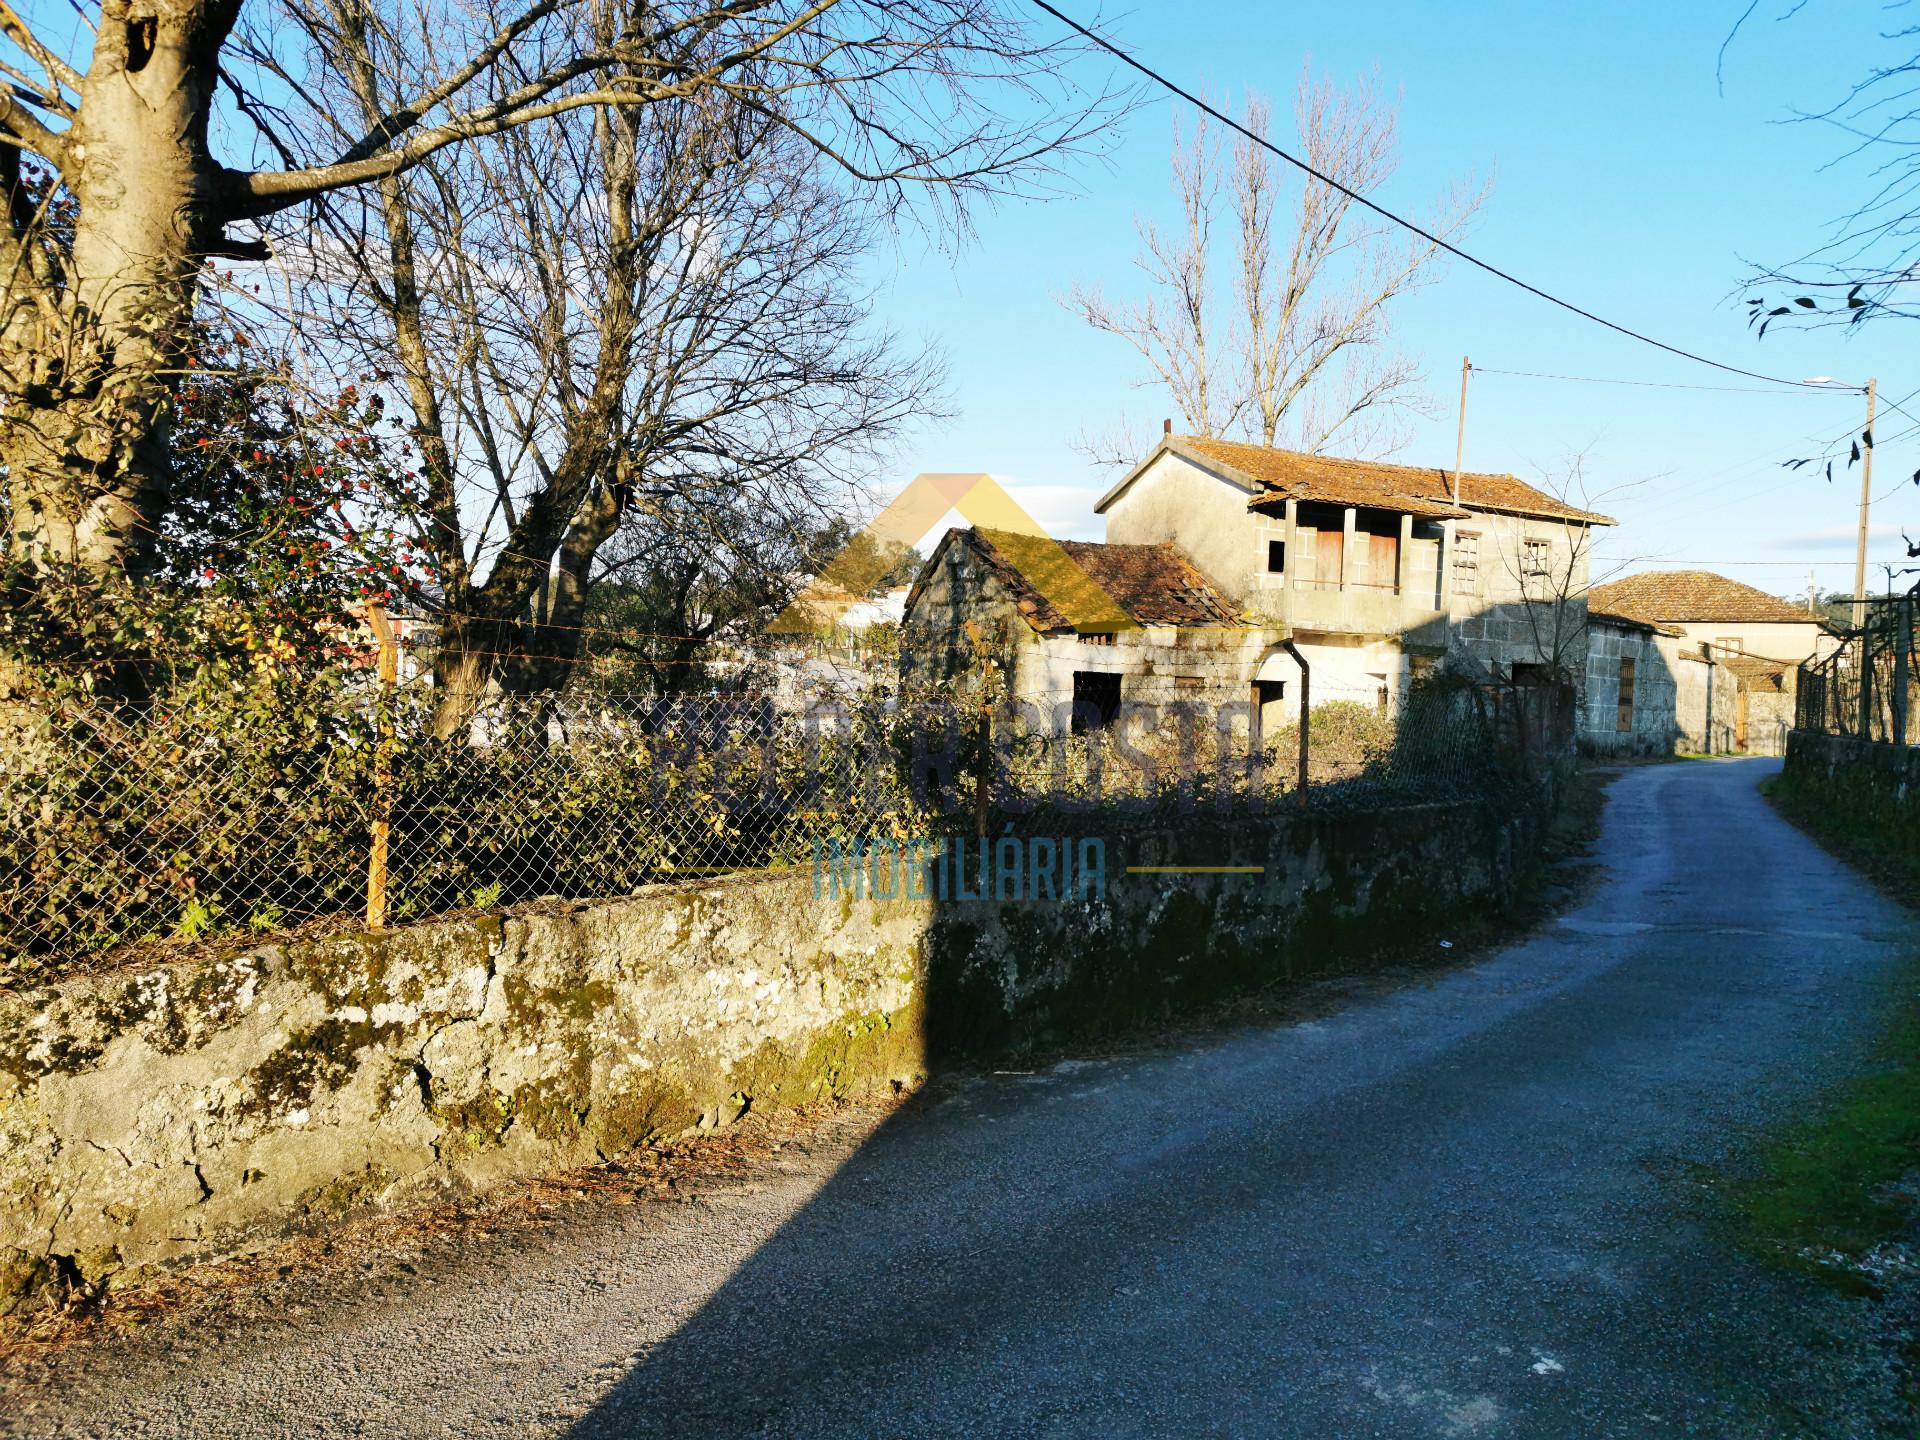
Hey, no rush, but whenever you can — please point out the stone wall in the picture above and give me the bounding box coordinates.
[0,790,1550,1313]
[1580,619,1682,757]
[1782,729,1920,837]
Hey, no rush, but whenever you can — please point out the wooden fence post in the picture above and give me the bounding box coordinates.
[1247,680,1264,802]
[365,600,398,931]
[975,704,991,839]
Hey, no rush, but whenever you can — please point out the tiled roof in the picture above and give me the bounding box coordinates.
[1587,570,1822,626]
[966,528,1243,632]
[1174,436,1616,525]
[1589,607,1684,638]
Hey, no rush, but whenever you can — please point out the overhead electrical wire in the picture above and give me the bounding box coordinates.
[1031,0,1865,393]
[1467,367,1845,397]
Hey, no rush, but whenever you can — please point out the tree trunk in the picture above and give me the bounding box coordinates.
[2,0,238,584]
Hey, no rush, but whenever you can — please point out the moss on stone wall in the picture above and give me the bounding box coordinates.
[243,1016,384,1119]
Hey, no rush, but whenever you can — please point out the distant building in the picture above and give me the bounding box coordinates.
[1583,570,1839,756]
[899,437,1617,741]
[900,527,1260,730]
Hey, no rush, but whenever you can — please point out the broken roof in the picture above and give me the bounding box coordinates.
[1588,570,1825,627]
[1100,436,1616,525]
[913,528,1244,633]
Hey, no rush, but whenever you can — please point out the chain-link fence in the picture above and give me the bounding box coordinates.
[1,641,1556,983]
[1797,586,1919,745]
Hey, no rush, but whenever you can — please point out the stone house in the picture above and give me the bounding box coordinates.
[1582,571,1837,756]
[900,526,1263,730]
[900,436,1615,736]
[1093,434,1614,714]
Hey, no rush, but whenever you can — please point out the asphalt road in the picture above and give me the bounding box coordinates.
[9,758,1918,1438]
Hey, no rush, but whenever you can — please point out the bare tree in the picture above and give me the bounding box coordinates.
[288,19,947,732]
[1728,5,1920,347]
[1495,455,1643,682]
[1066,68,1484,465]
[0,0,1114,618]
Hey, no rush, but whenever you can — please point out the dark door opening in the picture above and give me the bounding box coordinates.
[1254,679,1287,737]
[1071,671,1122,733]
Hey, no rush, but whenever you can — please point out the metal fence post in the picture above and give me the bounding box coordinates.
[1896,595,1913,748]
[1859,616,1875,741]
[365,600,398,930]
[1283,640,1310,811]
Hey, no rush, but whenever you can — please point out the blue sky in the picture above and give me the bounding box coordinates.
[876,1,1920,599]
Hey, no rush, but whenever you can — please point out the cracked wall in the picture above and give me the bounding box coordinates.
[0,874,927,1313]
[0,791,1546,1314]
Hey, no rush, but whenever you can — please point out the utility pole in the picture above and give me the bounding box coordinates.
[1807,568,1818,615]
[1451,356,1471,507]
[1853,377,1877,630]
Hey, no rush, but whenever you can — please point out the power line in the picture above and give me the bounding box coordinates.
[1593,557,1890,567]
[1470,367,1844,397]
[1031,0,1864,393]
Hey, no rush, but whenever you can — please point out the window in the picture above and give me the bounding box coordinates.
[1714,636,1743,655]
[1079,631,1115,647]
[1522,538,1552,600]
[1510,662,1553,686]
[1070,671,1122,733]
[1266,539,1286,574]
[1174,674,1204,693]
[1452,531,1479,596]
[1616,657,1636,732]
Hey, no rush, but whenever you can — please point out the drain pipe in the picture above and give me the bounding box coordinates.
[1282,639,1310,810]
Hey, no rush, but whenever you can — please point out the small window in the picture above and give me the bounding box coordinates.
[1266,539,1286,574]
[1714,636,1743,655]
[1070,671,1122,733]
[1452,531,1479,596]
[1617,657,1636,732]
[1079,631,1115,647]
[1174,674,1204,692]
[1522,537,1552,599]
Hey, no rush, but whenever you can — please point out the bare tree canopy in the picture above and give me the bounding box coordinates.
[1065,67,1484,466]
[1731,3,1920,332]
[294,32,947,730]
[0,0,1118,610]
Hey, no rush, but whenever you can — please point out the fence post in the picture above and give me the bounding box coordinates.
[1282,640,1310,811]
[1896,596,1913,747]
[1247,680,1264,802]
[1859,619,1876,742]
[365,600,398,931]
[974,703,991,839]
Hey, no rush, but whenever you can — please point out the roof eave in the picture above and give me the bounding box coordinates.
[1461,500,1617,526]
[1094,436,1261,514]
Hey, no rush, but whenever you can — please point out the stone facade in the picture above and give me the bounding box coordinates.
[1445,510,1593,683]
[1581,616,1683,756]
[900,528,1269,729]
